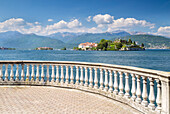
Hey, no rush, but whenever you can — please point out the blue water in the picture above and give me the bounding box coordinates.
[0,49,169,72]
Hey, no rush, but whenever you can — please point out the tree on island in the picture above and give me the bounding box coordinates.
[128,39,132,44]
[141,43,144,47]
[61,47,66,50]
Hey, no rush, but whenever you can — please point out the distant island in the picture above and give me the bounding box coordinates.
[35,47,53,50]
[74,39,145,51]
[0,47,16,50]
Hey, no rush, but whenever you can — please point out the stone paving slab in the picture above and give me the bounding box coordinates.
[0,86,142,114]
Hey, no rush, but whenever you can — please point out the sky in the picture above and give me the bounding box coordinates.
[0,0,170,37]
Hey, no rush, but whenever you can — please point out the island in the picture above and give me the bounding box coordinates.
[0,47,16,50]
[35,47,53,50]
[74,39,145,51]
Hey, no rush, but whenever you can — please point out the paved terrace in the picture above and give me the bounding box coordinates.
[0,86,141,114]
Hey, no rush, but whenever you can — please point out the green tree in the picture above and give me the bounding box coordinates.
[100,39,105,43]
[128,39,132,44]
[141,43,144,47]
[102,47,106,51]
[133,41,136,45]
[61,47,66,50]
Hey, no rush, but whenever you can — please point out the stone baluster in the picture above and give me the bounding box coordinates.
[99,68,104,90]
[65,65,69,84]
[124,72,130,98]
[80,66,84,86]
[0,64,3,81]
[4,64,8,81]
[76,66,79,85]
[113,71,118,95]
[60,65,64,84]
[148,78,155,110]
[84,67,88,87]
[46,65,50,83]
[70,66,74,84]
[89,67,93,88]
[15,64,19,81]
[36,64,40,83]
[141,76,148,107]
[20,64,25,82]
[94,68,98,89]
[118,72,124,96]
[26,64,29,81]
[10,64,14,81]
[31,64,35,81]
[136,75,141,103]
[55,65,59,84]
[109,70,113,93]
[104,69,108,92]
[41,65,44,83]
[131,74,136,100]
[51,65,55,83]
[156,79,161,112]
[161,78,170,114]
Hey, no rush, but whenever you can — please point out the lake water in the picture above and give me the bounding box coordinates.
[0,49,169,72]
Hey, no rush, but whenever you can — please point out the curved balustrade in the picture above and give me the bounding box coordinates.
[0,60,169,114]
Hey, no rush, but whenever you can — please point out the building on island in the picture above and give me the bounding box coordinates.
[120,44,145,51]
[78,42,98,50]
[36,47,53,50]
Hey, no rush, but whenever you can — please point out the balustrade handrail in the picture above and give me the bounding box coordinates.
[0,60,169,78]
[0,60,169,114]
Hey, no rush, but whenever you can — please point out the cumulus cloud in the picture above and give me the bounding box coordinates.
[0,15,166,37]
[0,18,44,34]
[42,19,82,35]
[93,14,114,25]
[46,20,68,30]
[107,18,155,32]
[67,19,82,28]
[157,26,170,37]
[35,22,40,24]
[48,19,53,22]
[86,16,91,22]
[158,26,170,33]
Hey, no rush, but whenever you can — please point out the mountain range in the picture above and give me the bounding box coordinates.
[0,31,170,49]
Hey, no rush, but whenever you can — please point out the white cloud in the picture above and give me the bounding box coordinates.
[158,26,170,33]
[48,19,53,22]
[93,14,114,25]
[42,19,82,35]
[35,22,40,24]
[0,18,29,33]
[86,16,91,22]
[46,20,68,30]
[0,18,44,34]
[157,26,170,37]
[107,18,155,32]
[67,19,82,28]
[1,16,169,38]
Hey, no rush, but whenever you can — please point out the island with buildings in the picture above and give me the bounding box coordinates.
[74,39,145,51]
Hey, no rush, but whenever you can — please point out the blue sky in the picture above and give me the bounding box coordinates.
[0,0,170,37]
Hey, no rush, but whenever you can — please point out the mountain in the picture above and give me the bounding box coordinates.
[66,31,131,44]
[0,31,66,49]
[47,32,82,43]
[128,31,148,35]
[0,31,169,49]
[119,35,170,48]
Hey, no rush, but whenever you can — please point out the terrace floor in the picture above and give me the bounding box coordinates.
[0,86,142,114]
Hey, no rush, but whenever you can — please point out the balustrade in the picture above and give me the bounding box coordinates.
[0,61,169,114]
